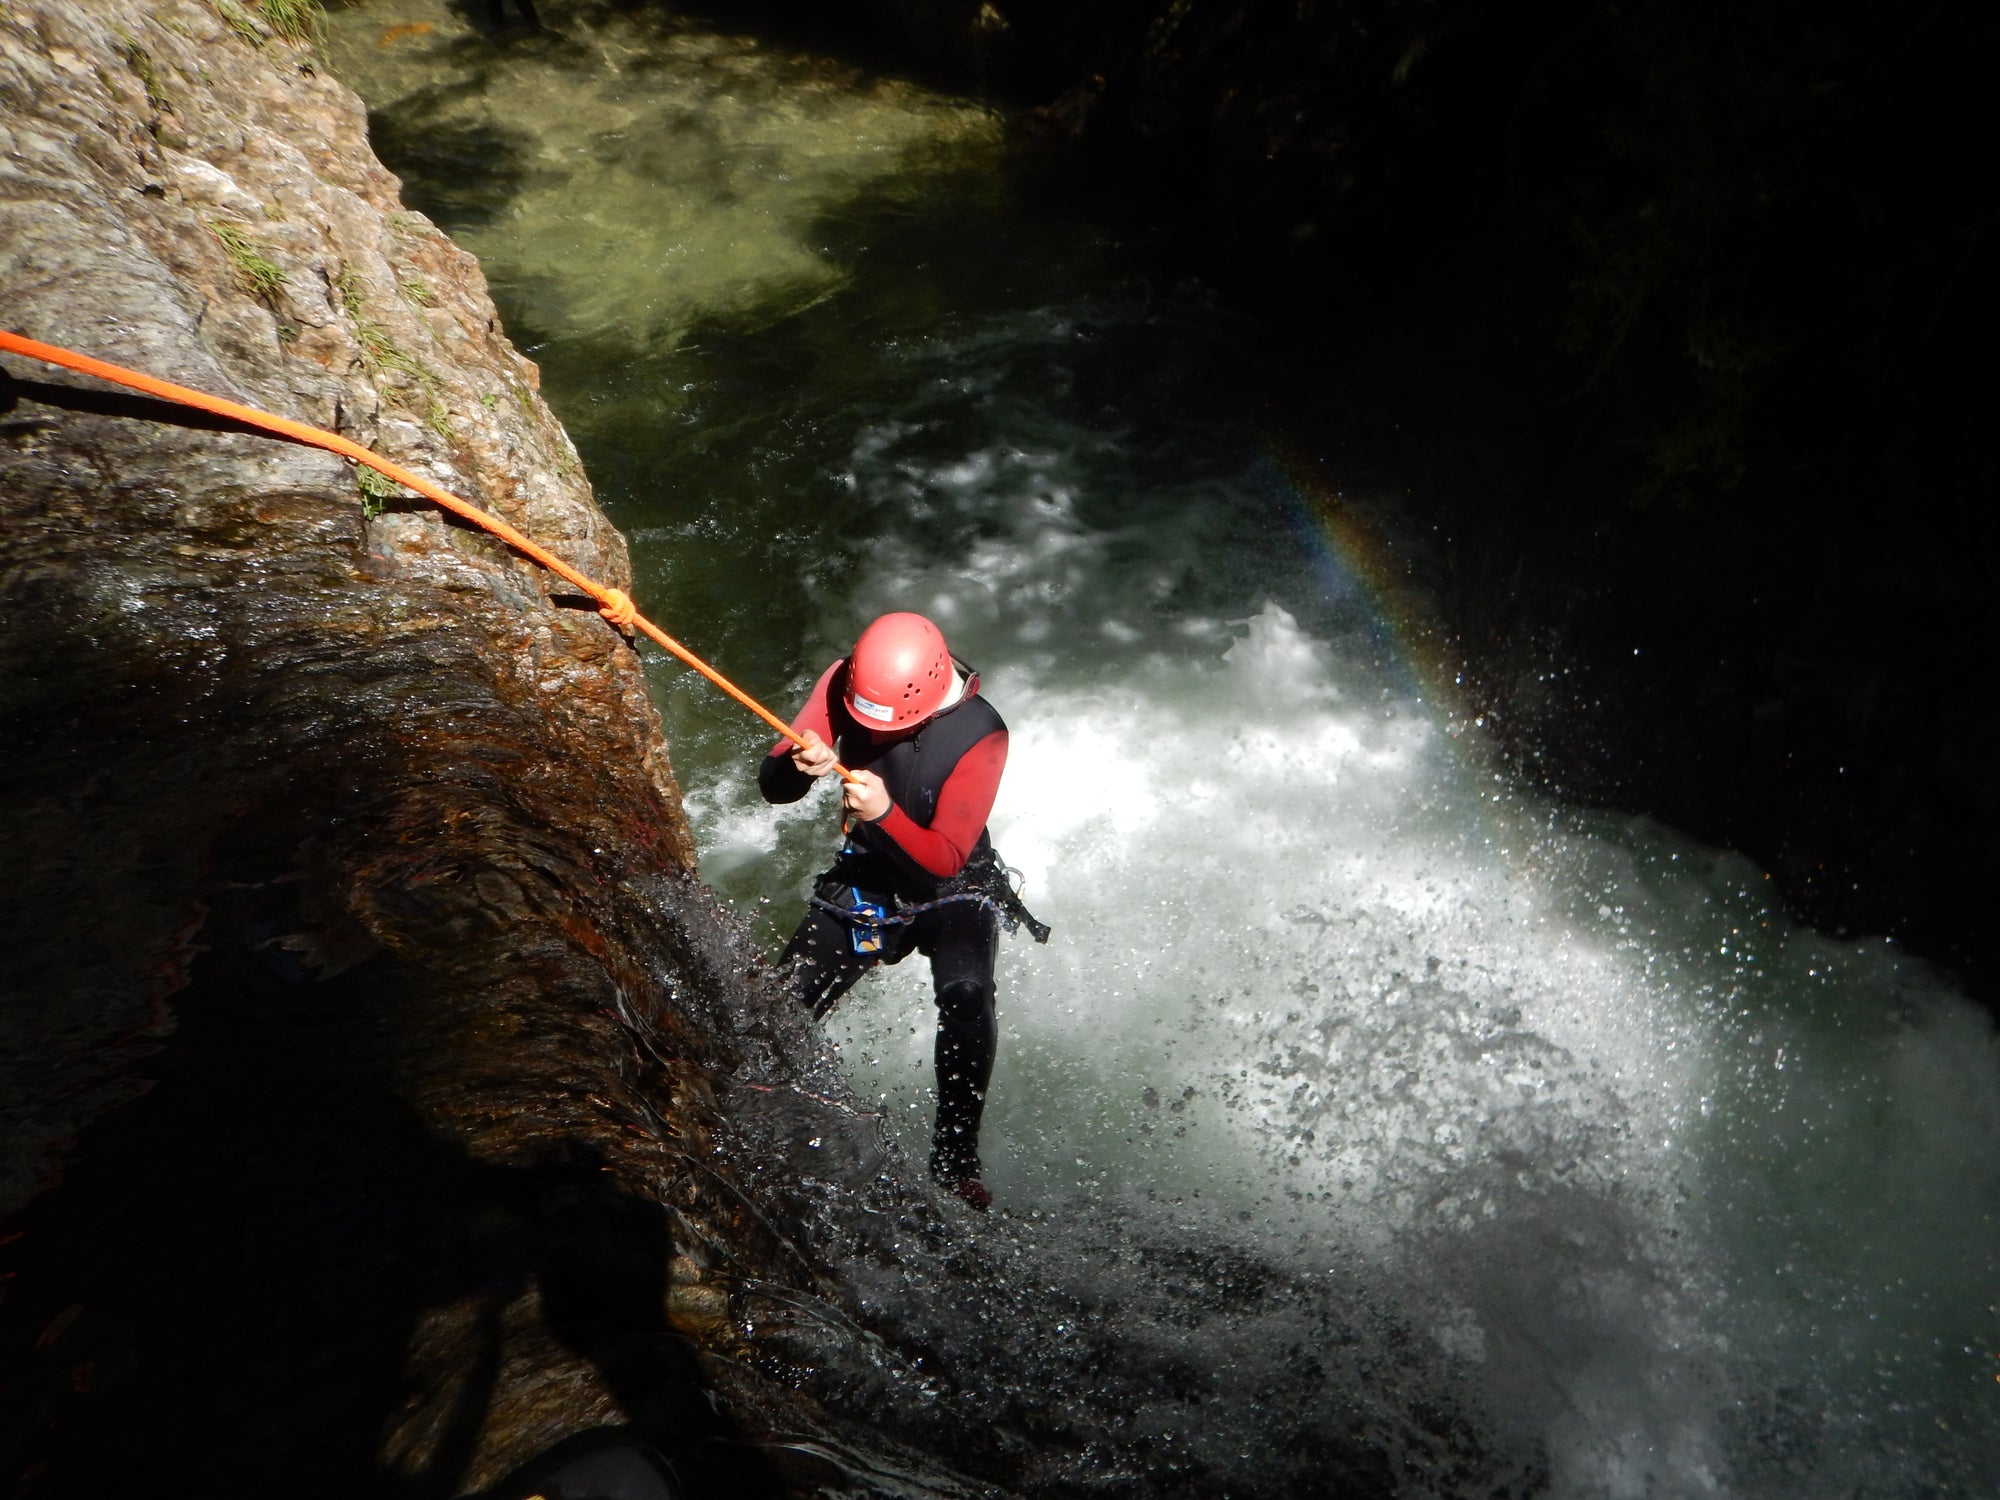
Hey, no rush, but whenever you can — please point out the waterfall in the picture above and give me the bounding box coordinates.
[333,6,2000,1491]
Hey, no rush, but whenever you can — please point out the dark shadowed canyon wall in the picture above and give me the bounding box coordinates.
[0,4,907,1494]
[786,0,2000,1001]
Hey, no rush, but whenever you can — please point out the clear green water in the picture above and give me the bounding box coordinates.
[338,0,1162,910]
[330,6,2000,1495]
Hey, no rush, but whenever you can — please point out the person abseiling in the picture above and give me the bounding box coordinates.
[758,611,1046,1213]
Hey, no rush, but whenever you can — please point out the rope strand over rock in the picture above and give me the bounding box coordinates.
[0,327,849,779]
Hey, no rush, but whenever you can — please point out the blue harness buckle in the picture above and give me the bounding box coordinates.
[848,896,891,955]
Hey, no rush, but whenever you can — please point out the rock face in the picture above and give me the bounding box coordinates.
[0,3,857,1493]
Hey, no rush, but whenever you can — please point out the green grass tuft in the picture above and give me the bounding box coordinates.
[337,269,457,444]
[423,393,458,445]
[114,29,172,113]
[255,0,325,50]
[338,270,417,374]
[215,0,265,47]
[356,463,412,520]
[209,220,286,299]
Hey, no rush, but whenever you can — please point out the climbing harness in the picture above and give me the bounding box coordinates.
[811,889,1051,944]
[810,880,899,956]
[0,327,853,781]
[809,863,1052,949]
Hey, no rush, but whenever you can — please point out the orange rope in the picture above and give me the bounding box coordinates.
[0,327,853,780]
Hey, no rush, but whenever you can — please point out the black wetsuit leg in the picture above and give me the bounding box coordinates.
[780,900,875,1019]
[915,899,999,1182]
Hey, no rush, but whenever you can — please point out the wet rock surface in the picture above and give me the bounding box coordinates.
[0,3,878,1493]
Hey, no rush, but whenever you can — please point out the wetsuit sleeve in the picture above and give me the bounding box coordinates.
[758,659,844,805]
[872,728,1007,878]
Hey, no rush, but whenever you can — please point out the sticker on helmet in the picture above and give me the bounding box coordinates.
[851,692,895,723]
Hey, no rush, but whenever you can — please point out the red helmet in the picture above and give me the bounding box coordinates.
[846,612,954,730]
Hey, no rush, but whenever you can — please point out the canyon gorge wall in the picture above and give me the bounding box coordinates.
[0,4,872,1493]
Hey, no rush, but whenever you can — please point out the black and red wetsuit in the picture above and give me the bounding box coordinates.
[759,657,1008,1186]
